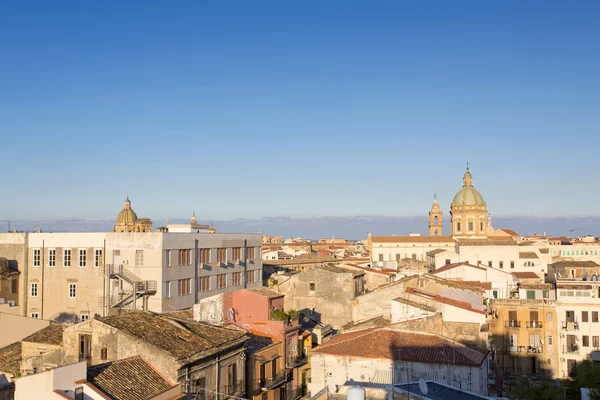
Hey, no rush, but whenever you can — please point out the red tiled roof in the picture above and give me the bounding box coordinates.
[512,272,540,279]
[372,236,455,243]
[558,284,593,290]
[431,262,485,275]
[312,328,487,367]
[519,252,539,259]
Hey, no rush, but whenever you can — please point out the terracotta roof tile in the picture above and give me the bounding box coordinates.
[512,272,540,279]
[519,252,538,259]
[22,323,64,346]
[87,356,175,400]
[0,342,21,375]
[313,328,487,367]
[372,236,455,243]
[499,229,520,236]
[247,287,284,299]
[98,311,246,359]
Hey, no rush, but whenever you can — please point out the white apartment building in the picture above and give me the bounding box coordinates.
[1,231,262,321]
[555,280,600,378]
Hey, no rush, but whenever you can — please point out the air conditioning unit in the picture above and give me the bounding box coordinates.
[8,301,16,307]
[0,298,5,304]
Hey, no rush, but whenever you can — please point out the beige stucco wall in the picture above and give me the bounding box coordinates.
[0,313,50,348]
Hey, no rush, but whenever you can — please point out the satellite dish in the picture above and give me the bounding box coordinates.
[418,378,428,395]
[328,382,337,394]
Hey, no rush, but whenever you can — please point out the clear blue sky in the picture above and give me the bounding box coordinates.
[1,1,599,221]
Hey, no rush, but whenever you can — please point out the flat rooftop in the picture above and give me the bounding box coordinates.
[395,382,493,400]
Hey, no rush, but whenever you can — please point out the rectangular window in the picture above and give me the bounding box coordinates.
[246,270,255,284]
[75,387,83,400]
[527,290,536,299]
[309,282,316,291]
[468,221,474,231]
[217,248,226,263]
[199,248,210,264]
[593,336,599,348]
[178,249,191,265]
[178,279,192,296]
[499,261,504,269]
[80,313,89,322]
[480,222,483,231]
[48,249,56,267]
[548,336,553,346]
[69,283,77,298]
[510,261,515,269]
[593,311,599,323]
[233,247,241,261]
[64,249,71,267]
[33,249,41,267]
[165,281,171,298]
[247,247,255,260]
[488,261,492,267]
[583,336,590,347]
[30,312,39,319]
[79,249,87,267]
[135,250,143,266]
[582,311,589,323]
[217,274,227,289]
[11,279,17,294]
[95,249,103,268]
[199,276,210,292]
[100,347,108,360]
[457,222,461,232]
[232,272,241,286]
[543,290,549,298]
[30,282,38,297]
[166,250,172,267]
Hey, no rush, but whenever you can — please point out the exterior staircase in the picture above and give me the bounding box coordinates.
[99,264,157,313]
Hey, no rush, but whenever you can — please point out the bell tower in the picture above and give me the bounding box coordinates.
[429,196,443,236]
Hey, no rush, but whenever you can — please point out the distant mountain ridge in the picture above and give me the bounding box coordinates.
[1,215,598,241]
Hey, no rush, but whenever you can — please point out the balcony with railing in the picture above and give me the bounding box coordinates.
[254,372,287,393]
[563,345,579,354]
[526,321,543,329]
[561,321,579,331]
[286,353,308,369]
[221,381,245,398]
[285,385,305,400]
[505,320,521,328]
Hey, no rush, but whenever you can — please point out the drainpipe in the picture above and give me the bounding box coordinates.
[22,233,29,317]
[41,239,45,319]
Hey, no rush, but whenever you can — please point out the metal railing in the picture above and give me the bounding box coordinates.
[255,372,287,392]
[286,354,308,368]
[526,321,543,329]
[221,381,245,397]
[563,345,579,354]
[506,320,521,328]
[286,386,304,400]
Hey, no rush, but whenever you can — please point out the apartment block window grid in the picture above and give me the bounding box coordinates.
[95,249,103,268]
[232,247,241,262]
[199,248,210,264]
[30,282,38,297]
[79,249,87,268]
[217,274,227,289]
[69,283,77,298]
[199,276,210,292]
[179,249,191,266]
[178,278,192,296]
[33,249,41,267]
[48,249,56,267]
[64,249,71,267]
[135,250,143,267]
[217,248,226,264]
[232,272,241,286]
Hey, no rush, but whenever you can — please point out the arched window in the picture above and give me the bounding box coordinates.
[434,216,439,224]
[457,222,461,232]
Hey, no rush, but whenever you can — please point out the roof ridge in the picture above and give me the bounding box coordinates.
[314,326,382,351]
